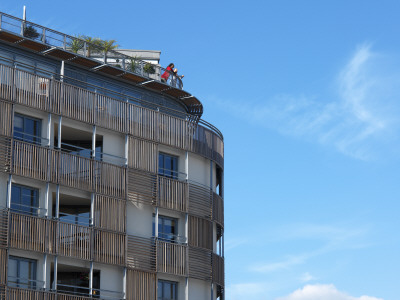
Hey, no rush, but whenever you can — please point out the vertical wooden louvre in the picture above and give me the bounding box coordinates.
[0,209,8,248]
[0,248,7,285]
[93,229,125,265]
[188,216,213,250]
[158,176,188,212]
[212,192,224,227]
[93,195,126,232]
[128,137,157,173]
[57,222,91,260]
[157,240,187,276]
[126,269,156,300]
[0,101,12,137]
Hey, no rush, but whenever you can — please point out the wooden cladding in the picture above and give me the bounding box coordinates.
[188,216,213,250]
[9,213,49,253]
[0,100,12,136]
[189,246,212,281]
[5,286,54,300]
[158,176,188,212]
[0,209,8,248]
[93,195,126,232]
[0,135,11,174]
[127,168,157,205]
[0,64,224,168]
[126,269,156,300]
[128,137,157,173]
[93,229,125,265]
[127,235,156,272]
[58,221,91,260]
[189,183,212,219]
[0,248,6,285]
[157,240,187,276]
[212,193,224,227]
[212,253,225,286]
[94,161,126,198]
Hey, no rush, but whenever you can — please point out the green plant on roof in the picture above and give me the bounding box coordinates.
[143,63,155,75]
[24,25,40,40]
[82,36,102,57]
[129,57,139,73]
[69,35,84,54]
[101,39,119,63]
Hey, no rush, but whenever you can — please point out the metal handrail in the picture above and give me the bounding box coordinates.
[56,283,124,300]
[0,12,183,90]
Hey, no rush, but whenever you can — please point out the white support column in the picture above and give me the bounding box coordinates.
[6,174,12,209]
[185,152,189,181]
[90,193,94,226]
[57,116,62,149]
[155,207,159,238]
[211,283,214,300]
[124,135,129,166]
[210,161,213,190]
[60,61,65,81]
[53,256,58,291]
[43,254,47,290]
[123,267,127,299]
[55,185,60,218]
[45,183,49,217]
[185,277,189,300]
[47,113,51,147]
[89,261,93,296]
[92,125,96,159]
[222,229,224,258]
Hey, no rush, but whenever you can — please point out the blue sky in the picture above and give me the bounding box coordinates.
[2,1,400,299]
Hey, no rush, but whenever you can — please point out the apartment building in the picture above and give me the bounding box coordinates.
[0,11,224,300]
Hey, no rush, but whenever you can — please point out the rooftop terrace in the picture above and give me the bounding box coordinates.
[0,11,203,117]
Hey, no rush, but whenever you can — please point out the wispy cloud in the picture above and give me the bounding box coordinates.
[250,223,370,273]
[227,282,272,300]
[300,272,316,283]
[214,44,400,160]
[276,284,383,300]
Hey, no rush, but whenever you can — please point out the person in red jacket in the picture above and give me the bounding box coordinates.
[161,63,174,83]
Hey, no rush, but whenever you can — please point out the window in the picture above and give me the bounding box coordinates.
[11,184,39,216]
[158,153,178,179]
[153,215,177,243]
[158,280,177,300]
[14,113,42,144]
[8,256,37,289]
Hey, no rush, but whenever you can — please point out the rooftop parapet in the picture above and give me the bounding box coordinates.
[0,11,203,117]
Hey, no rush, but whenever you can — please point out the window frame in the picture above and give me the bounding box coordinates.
[158,279,177,300]
[10,183,39,216]
[153,215,178,243]
[158,152,179,179]
[13,113,42,145]
[8,256,37,290]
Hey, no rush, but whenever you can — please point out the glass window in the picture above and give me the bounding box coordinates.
[8,256,37,289]
[11,184,39,216]
[158,153,178,179]
[14,113,42,144]
[153,215,177,243]
[158,280,177,300]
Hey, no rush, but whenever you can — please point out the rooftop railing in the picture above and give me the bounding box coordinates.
[0,12,183,90]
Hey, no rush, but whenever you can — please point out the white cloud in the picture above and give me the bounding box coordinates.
[227,282,270,300]
[300,272,316,283]
[276,284,383,300]
[215,44,400,160]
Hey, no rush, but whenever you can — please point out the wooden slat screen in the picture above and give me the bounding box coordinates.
[0,100,12,136]
[188,246,212,281]
[127,235,156,272]
[212,253,225,287]
[12,140,49,182]
[188,216,213,250]
[126,269,156,300]
[9,213,48,253]
[212,193,224,227]
[128,137,157,173]
[0,209,8,248]
[62,83,94,125]
[158,176,188,212]
[6,286,52,300]
[127,168,157,205]
[96,94,126,133]
[14,69,51,112]
[56,293,90,300]
[157,240,187,276]
[188,183,212,219]
[0,135,12,174]
[0,248,7,285]
[93,195,126,232]
[212,133,224,168]
[0,64,13,100]
[94,161,126,198]
[191,125,213,159]
[159,113,188,150]
[59,152,93,191]
[128,105,158,141]
[58,222,91,260]
[93,229,125,265]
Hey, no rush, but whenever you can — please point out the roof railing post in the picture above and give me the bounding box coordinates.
[0,13,3,30]
[122,58,126,70]
[84,41,87,57]
[63,35,66,50]
[42,27,46,43]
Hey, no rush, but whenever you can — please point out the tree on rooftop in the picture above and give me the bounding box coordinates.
[83,36,102,57]
[101,39,119,64]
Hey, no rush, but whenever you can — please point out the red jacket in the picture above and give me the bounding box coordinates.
[161,66,173,80]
